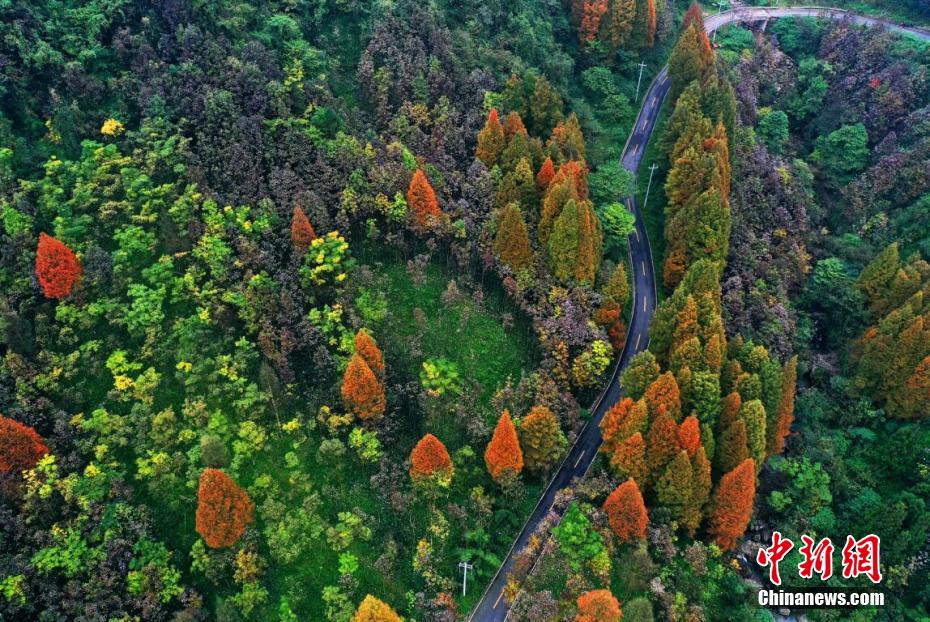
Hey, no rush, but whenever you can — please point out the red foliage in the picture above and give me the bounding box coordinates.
[576,589,622,622]
[484,410,523,482]
[195,468,254,549]
[407,169,442,229]
[342,354,386,421]
[603,479,648,543]
[682,2,704,30]
[719,391,742,428]
[410,433,452,480]
[291,205,317,252]
[708,458,756,551]
[644,372,681,421]
[536,157,556,191]
[610,431,647,485]
[550,160,589,200]
[0,415,48,473]
[503,111,528,141]
[646,413,680,476]
[578,0,609,43]
[354,330,385,377]
[678,416,701,458]
[35,233,81,299]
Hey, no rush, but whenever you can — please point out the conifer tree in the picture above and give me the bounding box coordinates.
[496,158,537,211]
[856,242,900,311]
[688,446,712,535]
[551,160,590,200]
[196,469,255,549]
[476,108,506,168]
[656,450,693,527]
[354,330,385,377]
[0,415,49,473]
[539,177,578,247]
[644,372,682,421]
[494,204,533,272]
[548,114,587,162]
[549,199,600,284]
[407,169,442,229]
[599,0,636,52]
[342,354,386,421]
[678,416,701,458]
[576,590,622,622]
[530,77,564,135]
[409,433,454,489]
[519,406,567,473]
[632,0,657,48]
[352,595,403,622]
[715,419,748,476]
[291,205,317,252]
[603,479,648,543]
[485,410,524,483]
[600,397,647,454]
[579,0,609,44]
[503,111,529,141]
[646,412,680,477]
[603,263,630,309]
[537,157,556,191]
[621,351,661,399]
[740,399,767,469]
[708,458,756,551]
[35,233,81,299]
[769,356,797,455]
[668,23,714,101]
[610,431,647,485]
[719,391,742,429]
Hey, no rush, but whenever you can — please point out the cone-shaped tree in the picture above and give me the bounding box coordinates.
[550,160,589,200]
[599,0,636,52]
[600,397,647,455]
[644,372,682,421]
[539,177,578,247]
[682,2,704,30]
[719,391,742,429]
[902,354,930,421]
[646,412,680,477]
[678,416,701,458]
[477,109,506,168]
[485,410,524,483]
[531,77,564,136]
[342,354,386,421]
[291,205,317,252]
[668,23,714,101]
[708,458,756,551]
[407,169,442,229]
[35,233,81,299]
[578,0,609,44]
[740,399,767,468]
[610,431,647,485]
[576,589,622,622]
[519,406,567,473]
[716,419,748,475]
[537,157,556,191]
[603,263,630,308]
[495,204,533,272]
[354,330,385,377]
[503,111,528,141]
[656,450,694,526]
[604,479,648,543]
[621,351,661,400]
[410,433,453,489]
[352,595,403,622]
[548,199,602,285]
[632,0,657,48]
[687,446,712,535]
[0,415,49,473]
[770,356,797,455]
[195,468,254,548]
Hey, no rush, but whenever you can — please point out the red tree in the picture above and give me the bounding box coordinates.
[410,433,453,485]
[407,169,442,229]
[536,157,556,191]
[610,431,647,485]
[291,205,317,252]
[576,589,622,622]
[644,372,681,421]
[35,233,81,299]
[503,111,528,141]
[354,330,385,377]
[678,416,701,458]
[0,415,48,473]
[708,458,756,551]
[195,468,254,548]
[603,479,648,543]
[342,354,386,421]
[484,410,523,483]
[646,412,680,476]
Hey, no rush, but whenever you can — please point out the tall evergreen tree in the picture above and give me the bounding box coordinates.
[495,204,533,272]
[708,459,756,551]
[476,108,506,168]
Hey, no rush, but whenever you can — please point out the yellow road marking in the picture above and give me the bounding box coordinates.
[494,591,505,609]
[574,450,586,468]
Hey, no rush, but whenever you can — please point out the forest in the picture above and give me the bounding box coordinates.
[0,1,928,621]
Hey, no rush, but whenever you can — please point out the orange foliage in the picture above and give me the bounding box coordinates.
[644,372,681,421]
[771,356,797,455]
[536,157,556,191]
[604,479,648,543]
[0,415,48,473]
[550,160,589,200]
[720,391,742,428]
[600,397,646,454]
[407,169,442,229]
[610,431,647,485]
[410,433,453,480]
[195,468,254,549]
[352,595,403,622]
[576,589,622,622]
[484,410,523,482]
[678,416,701,458]
[342,354,386,421]
[682,2,704,30]
[290,205,317,252]
[476,108,506,168]
[579,0,609,43]
[646,413,680,476]
[708,458,756,551]
[354,330,385,377]
[35,233,81,299]
[503,112,528,141]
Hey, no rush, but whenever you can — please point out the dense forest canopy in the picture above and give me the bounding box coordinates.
[0,1,928,621]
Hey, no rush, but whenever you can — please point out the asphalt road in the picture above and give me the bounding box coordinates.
[468,8,930,621]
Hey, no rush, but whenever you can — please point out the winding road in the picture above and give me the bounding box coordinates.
[468,8,930,622]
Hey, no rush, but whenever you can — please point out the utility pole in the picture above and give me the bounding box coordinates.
[459,561,473,597]
[643,163,659,209]
[635,62,647,102]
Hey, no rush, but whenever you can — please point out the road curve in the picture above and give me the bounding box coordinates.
[468,8,930,622]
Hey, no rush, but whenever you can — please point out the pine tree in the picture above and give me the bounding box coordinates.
[599,0,637,52]
[610,431,647,485]
[604,479,648,543]
[342,354,386,421]
[646,413,680,477]
[352,595,403,622]
[621,351,661,399]
[548,199,582,283]
[35,233,81,299]
[574,199,603,284]
[740,399,767,469]
[770,356,797,455]
[530,77,564,136]
[196,469,255,548]
[407,169,442,229]
[603,263,630,308]
[0,415,49,473]
[476,108,506,168]
[496,158,537,211]
[354,330,385,377]
[548,115,586,163]
[857,242,900,312]
[688,446,712,535]
[551,160,590,200]
[600,397,647,454]
[291,205,317,252]
[903,354,930,420]
[485,410,524,483]
[708,458,756,551]
[539,177,578,247]
[499,131,534,173]
[682,2,705,30]
[409,433,454,489]
[678,416,701,458]
[644,372,682,421]
[494,204,533,272]
[537,157,556,191]
[656,450,694,526]
[668,23,714,101]
[519,406,567,473]
[576,590,622,622]
[719,391,742,429]
[716,419,748,475]
[503,111,529,141]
